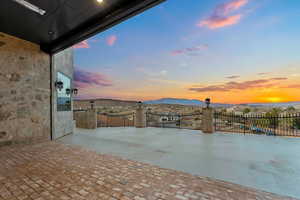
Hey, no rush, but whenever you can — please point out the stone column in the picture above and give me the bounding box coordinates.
[86,109,97,129]
[201,108,214,133]
[135,102,146,128]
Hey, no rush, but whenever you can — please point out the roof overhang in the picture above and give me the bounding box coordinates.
[0,0,165,54]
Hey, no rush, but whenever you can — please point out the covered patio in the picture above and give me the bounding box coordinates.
[59,127,300,198]
[1,0,299,199]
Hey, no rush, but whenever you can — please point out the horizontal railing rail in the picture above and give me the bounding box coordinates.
[97,112,135,117]
[73,109,88,112]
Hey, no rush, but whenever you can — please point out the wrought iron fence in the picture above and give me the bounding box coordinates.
[97,112,135,127]
[214,112,300,136]
[146,112,202,130]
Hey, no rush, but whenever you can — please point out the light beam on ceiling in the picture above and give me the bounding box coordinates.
[12,0,46,15]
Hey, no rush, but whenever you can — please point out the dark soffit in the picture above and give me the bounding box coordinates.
[0,0,165,54]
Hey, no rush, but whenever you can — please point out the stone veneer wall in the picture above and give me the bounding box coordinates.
[0,33,51,145]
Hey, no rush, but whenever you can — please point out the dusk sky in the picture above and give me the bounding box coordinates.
[73,0,300,104]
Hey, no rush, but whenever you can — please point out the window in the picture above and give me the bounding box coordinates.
[57,72,72,111]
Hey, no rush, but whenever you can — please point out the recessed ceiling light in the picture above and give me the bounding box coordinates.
[12,0,46,15]
[96,0,104,3]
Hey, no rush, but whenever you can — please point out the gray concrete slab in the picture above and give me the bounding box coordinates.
[58,127,300,198]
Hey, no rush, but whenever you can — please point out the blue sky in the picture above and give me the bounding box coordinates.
[73,0,300,103]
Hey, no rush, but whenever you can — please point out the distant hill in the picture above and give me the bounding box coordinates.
[73,98,138,110]
[244,102,300,108]
[144,98,300,108]
[144,98,232,107]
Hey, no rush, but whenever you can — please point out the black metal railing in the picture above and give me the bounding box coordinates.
[97,112,135,127]
[146,112,202,130]
[214,112,300,136]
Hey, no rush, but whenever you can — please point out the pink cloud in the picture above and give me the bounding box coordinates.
[73,40,90,49]
[282,84,300,89]
[171,50,184,56]
[270,77,288,81]
[216,0,248,15]
[198,14,242,29]
[106,35,117,46]
[74,69,113,89]
[189,77,288,93]
[198,0,249,29]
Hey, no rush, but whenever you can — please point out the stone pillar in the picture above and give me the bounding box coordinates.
[135,102,146,128]
[86,109,97,129]
[202,108,214,133]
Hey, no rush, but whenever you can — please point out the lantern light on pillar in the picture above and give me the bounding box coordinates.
[205,98,211,108]
[138,101,143,108]
[90,100,95,109]
[66,88,71,95]
[72,88,78,95]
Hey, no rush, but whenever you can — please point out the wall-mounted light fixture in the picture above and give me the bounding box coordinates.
[205,98,211,108]
[90,100,95,109]
[66,88,71,95]
[72,88,78,95]
[55,81,64,91]
[12,0,46,15]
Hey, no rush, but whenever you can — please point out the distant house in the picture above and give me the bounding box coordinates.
[159,113,180,122]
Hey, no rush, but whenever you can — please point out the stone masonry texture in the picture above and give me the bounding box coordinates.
[201,108,214,134]
[0,32,51,145]
[74,109,97,129]
[0,142,297,200]
[135,106,146,128]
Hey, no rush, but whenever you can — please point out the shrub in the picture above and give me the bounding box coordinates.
[243,108,251,114]
[293,118,300,129]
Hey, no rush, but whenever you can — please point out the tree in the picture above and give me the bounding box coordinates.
[286,106,296,112]
[265,108,281,128]
[293,118,300,129]
[219,108,227,114]
[243,108,251,114]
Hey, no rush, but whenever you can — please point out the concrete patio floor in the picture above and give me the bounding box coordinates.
[0,142,297,200]
[59,127,300,198]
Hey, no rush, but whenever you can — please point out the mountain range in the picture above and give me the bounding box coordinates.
[144,98,300,108]
[144,98,231,107]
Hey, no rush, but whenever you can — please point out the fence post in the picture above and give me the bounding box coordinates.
[85,108,97,129]
[135,102,146,128]
[201,107,214,134]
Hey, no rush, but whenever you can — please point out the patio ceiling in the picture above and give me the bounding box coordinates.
[0,0,165,54]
